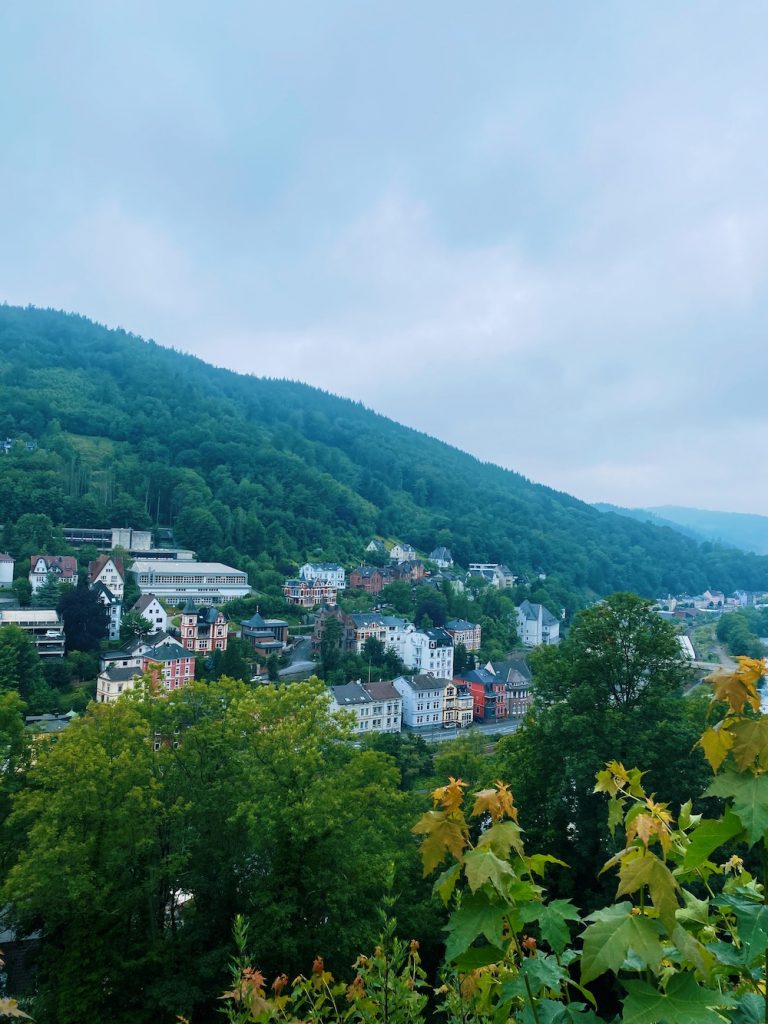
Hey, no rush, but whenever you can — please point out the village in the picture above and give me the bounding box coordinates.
[0,523,764,743]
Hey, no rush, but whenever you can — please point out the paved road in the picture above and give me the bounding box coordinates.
[415,718,523,745]
[278,635,317,678]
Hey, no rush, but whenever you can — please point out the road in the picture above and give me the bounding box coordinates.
[278,635,317,679]
[414,718,523,745]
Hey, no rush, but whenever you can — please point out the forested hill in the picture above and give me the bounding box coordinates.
[1,303,766,607]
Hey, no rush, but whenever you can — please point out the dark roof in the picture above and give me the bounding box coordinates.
[429,547,452,560]
[132,593,163,613]
[88,554,125,580]
[491,657,532,683]
[25,711,78,734]
[351,565,382,578]
[423,627,453,645]
[518,600,558,625]
[330,683,372,706]
[30,554,77,577]
[145,645,191,663]
[90,581,120,604]
[396,674,451,691]
[102,665,140,682]
[445,618,477,632]
[458,668,497,686]
[242,612,267,628]
[364,681,401,701]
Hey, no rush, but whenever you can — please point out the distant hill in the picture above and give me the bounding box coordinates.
[2,304,768,608]
[594,503,768,557]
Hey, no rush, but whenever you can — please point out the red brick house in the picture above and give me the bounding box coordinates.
[180,602,229,653]
[349,565,385,594]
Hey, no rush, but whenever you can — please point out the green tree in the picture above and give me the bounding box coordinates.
[0,625,45,703]
[31,574,62,608]
[119,609,153,645]
[380,581,413,615]
[266,652,280,682]
[319,615,343,674]
[10,513,59,559]
[495,592,709,907]
[10,576,31,607]
[221,638,252,682]
[58,582,110,652]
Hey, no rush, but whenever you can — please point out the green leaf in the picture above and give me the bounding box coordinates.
[682,813,743,871]
[464,847,515,894]
[433,862,462,905]
[580,903,664,984]
[444,892,507,961]
[477,819,525,858]
[676,889,710,927]
[669,923,715,980]
[523,953,567,994]
[621,973,735,1024]
[607,794,625,835]
[730,716,768,771]
[520,899,581,955]
[452,944,507,971]
[527,853,569,877]
[727,992,763,1024]
[717,890,768,961]
[704,770,768,846]
[616,851,679,931]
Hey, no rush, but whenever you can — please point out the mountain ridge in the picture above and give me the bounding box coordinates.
[2,303,768,608]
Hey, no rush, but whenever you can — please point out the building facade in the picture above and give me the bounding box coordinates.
[0,553,14,588]
[516,600,560,646]
[393,674,448,729]
[128,560,251,605]
[97,636,195,703]
[443,680,474,728]
[327,680,402,735]
[283,578,337,607]
[403,628,454,678]
[88,555,125,599]
[29,555,78,593]
[445,618,482,652]
[131,594,169,633]
[180,603,229,654]
[0,608,65,657]
[298,563,346,590]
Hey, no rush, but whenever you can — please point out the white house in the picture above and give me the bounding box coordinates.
[516,600,560,647]
[390,542,417,564]
[128,560,251,605]
[91,582,122,641]
[0,553,14,588]
[328,680,402,735]
[131,594,169,633]
[299,562,347,590]
[393,674,449,729]
[29,555,78,593]
[429,546,453,568]
[88,555,125,599]
[468,563,516,590]
[402,627,454,678]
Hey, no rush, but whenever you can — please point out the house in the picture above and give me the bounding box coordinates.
[365,539,388,555]
[0,552,14,588]
[131,594,169,633]
[392,559,425,583]
[87,554,125,599]
[129,559,251,605]
[0,608,65,658]
[490,656,533,718]
[180,602,229,654]
[393,674,450,729]
[468,563,516,590]
[429,547,453,569]
[29,555,78,593]
[90,581,122,641]
[327,680,402,735]
[389,542,417,564]
[456,667,508,723]
[283,578,337,607]
[403,627,454,679]
[241,611,289,656]
[443,680,474,728]
[516,600,560,647]
[96,635,195,703]
[445,618,482,652]
[349,565,385,594]
[345,612,413,655]
[298,563,346,590]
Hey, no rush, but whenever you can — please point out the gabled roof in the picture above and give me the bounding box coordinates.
[518,600,558,625]
[395,674,451,691]
[30,554,77,577]
[457,668,498,686]
[330,683,372,706]
[90,581,120,604]
[101,665,140,682]
[445,618,477,632]
[429,547,452,560]
[131,593,164,613]
[0,552,14,563]
[88,554,125,581]
[351,565,382,578]
[242,612,267,628]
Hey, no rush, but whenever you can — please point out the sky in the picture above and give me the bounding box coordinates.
[1,3,767,513]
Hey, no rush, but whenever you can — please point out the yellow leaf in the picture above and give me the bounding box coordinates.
[432,776,467,814]
[472,781,518,822]
[709,657,763,714]
[697,725,734,772]
[412,810,469,874]
[730,717,768,771]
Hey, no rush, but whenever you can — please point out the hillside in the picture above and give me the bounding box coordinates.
[1,304,767,608]
[592,503,708,544]
[594,502,768,557]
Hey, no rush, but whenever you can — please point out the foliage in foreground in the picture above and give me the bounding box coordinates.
[220,657,768,1024]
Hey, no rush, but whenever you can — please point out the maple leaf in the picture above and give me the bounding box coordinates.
[709,658,762,714]
[730,717,768,771]
[580,903,664,984]
[681,811,743,871]
[520,898,581,955]
[705,769,768,846]
[594,761,646,799]
[476,820,525,859]
[463,847,514,894]
[443,891,507,960]
[412,810,468,874]
[471,781,518,822]
[616,850,680,931]
[432,776,467,814]
[697,724,734,773]
[621,973,735,1024]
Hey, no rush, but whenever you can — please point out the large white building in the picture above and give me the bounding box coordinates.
[516,600,560,647]
[0,608,65,657]
[327,680,402,735]
[402,627,454,678]
[393,675,449,729]
[128,560,251,606]
[0,553,14,588]
[299,563,346,590]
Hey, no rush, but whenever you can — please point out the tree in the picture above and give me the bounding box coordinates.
[0,625,45,702]
[319,615,343,674]
[380,581,413,615]
[362,635,385,666]
[266,653,280,682]
[119,609,153,645]
[453,641,470,674]
[58,582,110,651]
[221,638,252,682]
[10,513,59,559]
[10,577,31,607]
[494,593,708,908]
[31,575,62,609]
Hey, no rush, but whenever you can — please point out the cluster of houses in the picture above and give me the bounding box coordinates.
[655,589,768,619]
[326,655,534,735]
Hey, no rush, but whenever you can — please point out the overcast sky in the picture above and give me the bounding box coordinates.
[2,4,767,513]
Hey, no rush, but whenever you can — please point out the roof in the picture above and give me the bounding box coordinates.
[518,600,559,625]
[458,668,498,686]
[491,658,532,683]
[302,562,344,571]
[0,552,14,562]
[88,554,125,580]
[421,627,453,645]
[330,683,372,706]
[395,674,451,691]
[145,645,191,663]
[349,613,386,627]
[30,554,77,577]
[445,618,477,632]
[130,560,247,576]
[242,612,267,628]
[364,681,401,701]
[429,547,452,560]
[25,711,78,734]
[101,665,141,682]
[351,565,382,578]
[131,594,163,613]
[185,605,226,624]
[90,581,120,604]
[0,608,62,625]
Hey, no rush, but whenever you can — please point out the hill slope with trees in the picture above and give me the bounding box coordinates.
[1,303,766,607]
